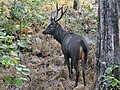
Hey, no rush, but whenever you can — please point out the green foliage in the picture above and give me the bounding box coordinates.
[66,1,98,33]
[16,64,30,75]
[0,0,39,89]
[15,78,24,88]
[1,55,18,67]
[99,66,120,90]
[106,76,119,87]
[17,40,28,48]
[105,67,113,74]
[0,31,30,88]
[4,75,24,88]
[0,0,98,89]
[0,0,48,88]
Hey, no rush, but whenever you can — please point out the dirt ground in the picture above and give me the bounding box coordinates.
[22,31,97,90]
[0,31,96,90]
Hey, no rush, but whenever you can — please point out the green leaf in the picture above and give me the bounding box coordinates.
[106,67,112,74]
[18,64,26,68]
[0,50,3,53]
[4,75,12,84]
[1,55,18,67]
[107,76,114,80]
[13,59,19,64]
[15,78,24,88]
[22,68,30,71]
[22,71,30,75]
[9,44,17,49]
[107,76,119,86]
[17,40,28,47]
[112,79,118,87]
[7,39,13,43]
[1,55,10,61]
[16,66,22,71]
[16,71,22,74]
[4,61,11,67]
[91,29,96,32]
[11,51,18,57]
[10,10,15,16]
[10,57,19,65]
[1,55,11,67]
[22,68,30,75]
[15,25,20,30]
[35,37,42,43]
[0,44,7,49]
[20,77,28,81]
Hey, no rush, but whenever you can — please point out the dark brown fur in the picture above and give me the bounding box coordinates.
[43,4,89,87]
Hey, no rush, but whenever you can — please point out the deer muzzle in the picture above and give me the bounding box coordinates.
[42,30,47,34]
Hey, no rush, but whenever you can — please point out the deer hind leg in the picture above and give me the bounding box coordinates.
[73,59,79,87]
[70,60,73,74]
[64,55,72,78]
[80,46,86,86]
[82,52,87,86]
[82,63,86,86]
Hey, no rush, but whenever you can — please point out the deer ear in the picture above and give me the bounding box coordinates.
[51,17,56,23]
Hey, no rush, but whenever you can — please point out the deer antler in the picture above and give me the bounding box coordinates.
[50,3,67,22]
[55,4,68,22]
[51,3,63,21]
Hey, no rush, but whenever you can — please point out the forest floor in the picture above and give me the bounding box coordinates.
[21,31,97,90]
[0,27,97,90]
[0,1,99,90]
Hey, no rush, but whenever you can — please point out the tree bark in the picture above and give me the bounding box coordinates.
[95,0,120,89]
[73,0,78,10]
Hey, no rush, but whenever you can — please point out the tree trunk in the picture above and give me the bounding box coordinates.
[95,0,120,90]
[73,0,78,10]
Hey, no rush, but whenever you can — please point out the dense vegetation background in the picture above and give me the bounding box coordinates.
[0,0,119,90]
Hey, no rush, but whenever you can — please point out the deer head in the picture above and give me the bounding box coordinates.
[43,3,67,35]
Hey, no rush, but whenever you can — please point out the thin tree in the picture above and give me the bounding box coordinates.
[73,0,78,10]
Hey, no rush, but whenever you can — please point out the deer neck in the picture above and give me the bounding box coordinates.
[53,27,67,44]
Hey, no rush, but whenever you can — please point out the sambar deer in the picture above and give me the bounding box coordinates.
[43,4,89,87]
